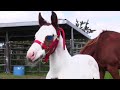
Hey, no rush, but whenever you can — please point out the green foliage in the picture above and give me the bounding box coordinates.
[75,19,96,34]
[104,71,113,79]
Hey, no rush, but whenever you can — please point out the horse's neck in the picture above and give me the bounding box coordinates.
[49,34,71,73]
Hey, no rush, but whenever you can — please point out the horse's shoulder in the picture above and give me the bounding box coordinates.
[71,54,96,64]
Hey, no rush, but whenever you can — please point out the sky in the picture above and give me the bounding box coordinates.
[0,11,120,39]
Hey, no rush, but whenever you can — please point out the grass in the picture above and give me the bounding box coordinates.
[0,71,115,79]
[0,72,47,79]
[104,71,113,79]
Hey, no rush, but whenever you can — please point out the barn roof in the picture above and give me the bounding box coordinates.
[0,19,91,39]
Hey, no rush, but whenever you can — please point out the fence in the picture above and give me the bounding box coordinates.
[0,39,88,73]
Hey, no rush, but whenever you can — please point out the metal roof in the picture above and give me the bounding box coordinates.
[0,21,38,28]
[0,19,91,39]
[58,19,91,39]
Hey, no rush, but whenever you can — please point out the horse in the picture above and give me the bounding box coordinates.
[80,30,120,79]
[26,11,100,79]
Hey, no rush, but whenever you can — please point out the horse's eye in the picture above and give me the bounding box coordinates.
[46,35,54,40]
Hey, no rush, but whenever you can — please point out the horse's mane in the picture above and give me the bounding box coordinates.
[80,37,98,53]
[80,30,106,53]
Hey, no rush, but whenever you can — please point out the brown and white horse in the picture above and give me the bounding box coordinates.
[26,11,100,79]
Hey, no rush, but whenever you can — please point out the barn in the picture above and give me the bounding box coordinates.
[0,19,90,73]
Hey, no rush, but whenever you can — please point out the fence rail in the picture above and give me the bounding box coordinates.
[0,39,88,73]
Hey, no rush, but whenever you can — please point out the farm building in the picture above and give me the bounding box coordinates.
[0,19,91,73]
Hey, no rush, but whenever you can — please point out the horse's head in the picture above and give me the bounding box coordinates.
[26,11,59,63]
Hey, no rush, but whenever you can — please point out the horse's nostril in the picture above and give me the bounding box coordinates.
[26,52,35,61]
[32,52,34,57]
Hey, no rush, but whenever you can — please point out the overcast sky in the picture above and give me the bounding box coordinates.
[0,11,120,39]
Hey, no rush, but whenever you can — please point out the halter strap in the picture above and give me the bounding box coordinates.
[34,27,66,63]
[34,40,48,49]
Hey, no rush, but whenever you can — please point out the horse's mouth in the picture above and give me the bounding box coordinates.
[26,58,40,67]
[26,55,44,67]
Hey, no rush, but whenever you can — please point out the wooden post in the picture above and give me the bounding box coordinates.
[70,28,74,56]
[5,31,10,73]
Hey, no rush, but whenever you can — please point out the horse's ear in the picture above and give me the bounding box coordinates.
[51,11,58,28]
[39,12,47,26]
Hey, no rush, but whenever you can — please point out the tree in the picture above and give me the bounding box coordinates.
[75,19,96,34]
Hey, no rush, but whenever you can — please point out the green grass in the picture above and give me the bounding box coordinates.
[104,71,113,79]
[0,72,47,79]
[0,71,115,79]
